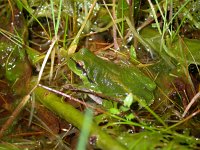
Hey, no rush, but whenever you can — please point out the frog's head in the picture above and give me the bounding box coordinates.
[67,48,93,81]
[69,48,94,69]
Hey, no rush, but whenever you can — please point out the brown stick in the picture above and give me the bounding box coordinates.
[182,91,200,118]
[0,95,30,138]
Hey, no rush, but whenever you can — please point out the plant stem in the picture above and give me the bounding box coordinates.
[34,85,127,150]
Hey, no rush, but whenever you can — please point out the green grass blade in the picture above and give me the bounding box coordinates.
[77,109,93,150]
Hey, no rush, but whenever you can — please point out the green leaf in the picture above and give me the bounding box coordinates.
[119,105,130,112]
[109,108,120,115]
[123,93,133,108]
[130,45,137,60]
[77,109,93,150]
[125,113,135,121]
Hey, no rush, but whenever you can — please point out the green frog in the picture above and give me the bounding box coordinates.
[67,48,156,105]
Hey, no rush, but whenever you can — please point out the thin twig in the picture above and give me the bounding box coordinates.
[182,91,200,118]
[167,109,200,130]
[37,36,58,84]
[102,0,123,39]
[0,95,30,138]
[137,13,161,32]
[112,0,119,50]
[68,0,98,54]
[38,84,106,113]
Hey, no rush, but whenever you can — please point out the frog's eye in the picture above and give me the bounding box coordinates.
[76,61,84,69]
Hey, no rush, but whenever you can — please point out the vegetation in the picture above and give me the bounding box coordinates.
[0,0,200,149]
